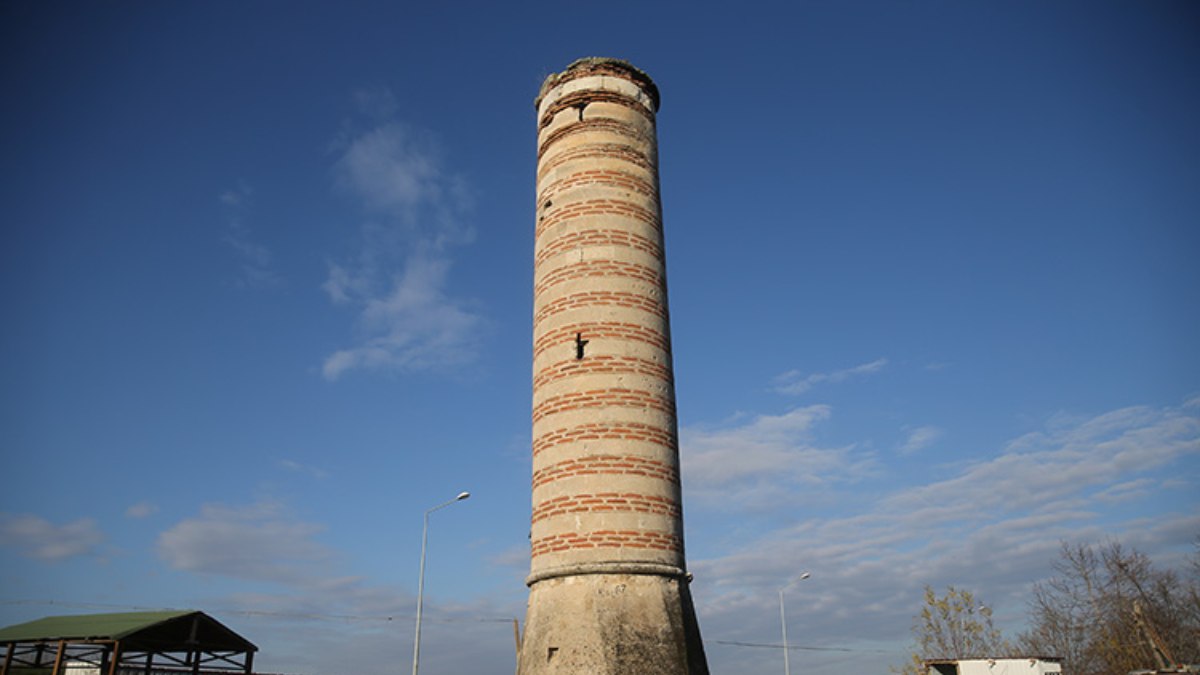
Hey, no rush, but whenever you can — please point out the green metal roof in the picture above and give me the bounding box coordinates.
[0,610,256,652]
[0,611,191,642]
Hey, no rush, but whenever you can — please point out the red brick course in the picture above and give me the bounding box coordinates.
[535,228,663,266]
[533,355,672,390]
[533,421,675,456]
[533,321,670,359]
[538,118,652,160]
[534,259,664,298]
[538,90,654,130]
[531,492,680,523]
[536,198,660,238]
[532,387,674,424]
[531,529,680,557]
[537,168,655,204]
[534,290,666,326]
[537,143,653,181]
[532,454,679,489]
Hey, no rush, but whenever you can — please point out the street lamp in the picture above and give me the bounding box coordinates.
[781,571,811,675]
[412,491,470,675]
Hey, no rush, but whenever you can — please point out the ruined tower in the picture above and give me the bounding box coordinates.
[519,58,708,674]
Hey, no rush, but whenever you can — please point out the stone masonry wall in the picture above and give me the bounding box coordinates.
[519,58,708,675]
[531,57,683,579]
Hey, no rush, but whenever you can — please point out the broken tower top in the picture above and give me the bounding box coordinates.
[534,57,660,112]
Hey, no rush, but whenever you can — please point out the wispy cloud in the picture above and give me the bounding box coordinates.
[0,514,104,561]
[1091,478,1156,504]
[157,501,332,584]
[321,89,481,380]
[773,357,888,395]
[220,183,282,290]
[686,398,1200,672]
[887,402,1200,520]
[898,425,943,455]
[323,253,481,379]
[681,406,874,508]
[153,496,522,675]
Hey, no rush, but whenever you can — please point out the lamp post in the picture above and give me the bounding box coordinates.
[412,491,470,675]
[780,571,811,675]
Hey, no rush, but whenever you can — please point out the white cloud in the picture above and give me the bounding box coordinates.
[125,501,159,518]
[773,358,888,395]
[322,98,481,380]
[886,402,1200,520]
[898,425,943,455]
[150,492,524,675]
[142,398,1196,675]
[322,254,482,380]
[0,513,104,561]
[329,121,473,248]
[334,124,441,221]
[681,406,874,508]
[157,501,332,584]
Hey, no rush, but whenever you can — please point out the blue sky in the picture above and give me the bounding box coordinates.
[1,1,1197,673]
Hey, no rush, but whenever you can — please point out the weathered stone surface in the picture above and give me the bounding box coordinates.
[519,573,706,674]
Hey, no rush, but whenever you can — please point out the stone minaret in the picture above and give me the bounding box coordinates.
[519,57,708,675]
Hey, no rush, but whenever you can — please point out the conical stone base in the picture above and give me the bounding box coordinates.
[517,572,708,675]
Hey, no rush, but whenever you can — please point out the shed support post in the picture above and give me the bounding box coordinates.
[244,650,254,675]
[3,642,15,675]
[50,640,66,675]
[107,642,122,675]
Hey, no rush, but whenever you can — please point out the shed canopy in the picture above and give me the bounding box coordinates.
[0,610,257,674]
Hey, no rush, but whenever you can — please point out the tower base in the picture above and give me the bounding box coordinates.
[517,571,708,675]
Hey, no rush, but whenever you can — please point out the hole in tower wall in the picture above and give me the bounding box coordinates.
[547,647,558,662]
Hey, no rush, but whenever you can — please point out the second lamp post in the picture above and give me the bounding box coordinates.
[780,571,811,675]
[412,491,470,675]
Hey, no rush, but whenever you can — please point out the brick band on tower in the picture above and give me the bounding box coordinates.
[518,57,709,675]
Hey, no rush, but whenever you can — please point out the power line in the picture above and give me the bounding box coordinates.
[710,639,894,654]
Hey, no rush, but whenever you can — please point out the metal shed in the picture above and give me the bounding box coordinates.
[924,657,1063,675]
[0,611,257,675]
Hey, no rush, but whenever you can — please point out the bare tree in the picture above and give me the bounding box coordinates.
[1019,539,1200,675]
